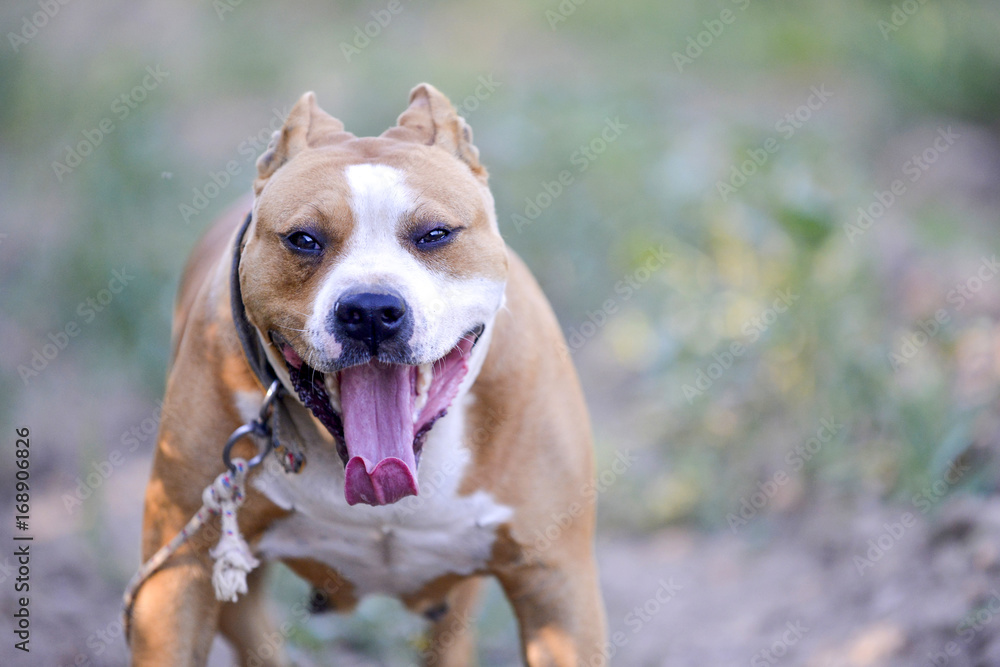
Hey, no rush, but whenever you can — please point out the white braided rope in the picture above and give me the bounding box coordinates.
[202,462,260,602]
[122,458,259,637]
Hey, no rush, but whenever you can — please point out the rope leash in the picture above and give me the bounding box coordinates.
[121,459,258,639]
[204,458,260,602]
[122,379,289,640]
[124,215,310,641]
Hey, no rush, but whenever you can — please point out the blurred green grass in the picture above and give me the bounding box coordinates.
[4,0,1000,523]
[3,0,1000,659]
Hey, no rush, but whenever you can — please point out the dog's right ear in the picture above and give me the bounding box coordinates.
[254,92,350,194]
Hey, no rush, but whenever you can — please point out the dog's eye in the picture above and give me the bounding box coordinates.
[415,228,452,248]
[285,231,323,254]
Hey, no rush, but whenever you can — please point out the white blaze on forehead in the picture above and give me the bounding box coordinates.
[345,163,413,250]
[321,162,417,295]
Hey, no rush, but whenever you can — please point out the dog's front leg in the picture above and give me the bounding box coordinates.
[496,553,607,667]
[218,564,289,667]
[130,464,227,667]
[423,577,485,667]
[128,546,221,667]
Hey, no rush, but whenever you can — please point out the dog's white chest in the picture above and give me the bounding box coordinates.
[251,401,511,597]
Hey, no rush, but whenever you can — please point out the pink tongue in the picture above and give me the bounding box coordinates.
[339,362,418,506]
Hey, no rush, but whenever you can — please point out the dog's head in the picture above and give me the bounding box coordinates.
[239,84,508,506]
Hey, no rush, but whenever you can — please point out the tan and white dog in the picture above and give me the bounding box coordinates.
[130,84,606,666]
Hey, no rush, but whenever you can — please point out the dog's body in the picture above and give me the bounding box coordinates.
[131,85,605,666]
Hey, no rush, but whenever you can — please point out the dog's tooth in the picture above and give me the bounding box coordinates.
[418,362,434,394]
[325,372,342,413]
[414,362,433,418]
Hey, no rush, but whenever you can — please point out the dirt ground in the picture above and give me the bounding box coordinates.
[5,470,1000,666]
[6,1,1000,663]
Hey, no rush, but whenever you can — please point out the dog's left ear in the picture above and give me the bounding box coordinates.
[254,92,351,194]
[384,83,486,180]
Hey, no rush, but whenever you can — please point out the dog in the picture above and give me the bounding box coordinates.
[129,84,606,666]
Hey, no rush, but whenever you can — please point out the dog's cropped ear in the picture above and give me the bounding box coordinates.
[255,92,351,194]
[384,83,486,180]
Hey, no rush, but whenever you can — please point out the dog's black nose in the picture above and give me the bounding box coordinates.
[331,291,409,355]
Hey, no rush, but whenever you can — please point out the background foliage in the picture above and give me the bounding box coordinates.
[2,0,1000,663]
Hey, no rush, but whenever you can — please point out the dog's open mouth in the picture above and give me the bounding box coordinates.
[273,327,483,507]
